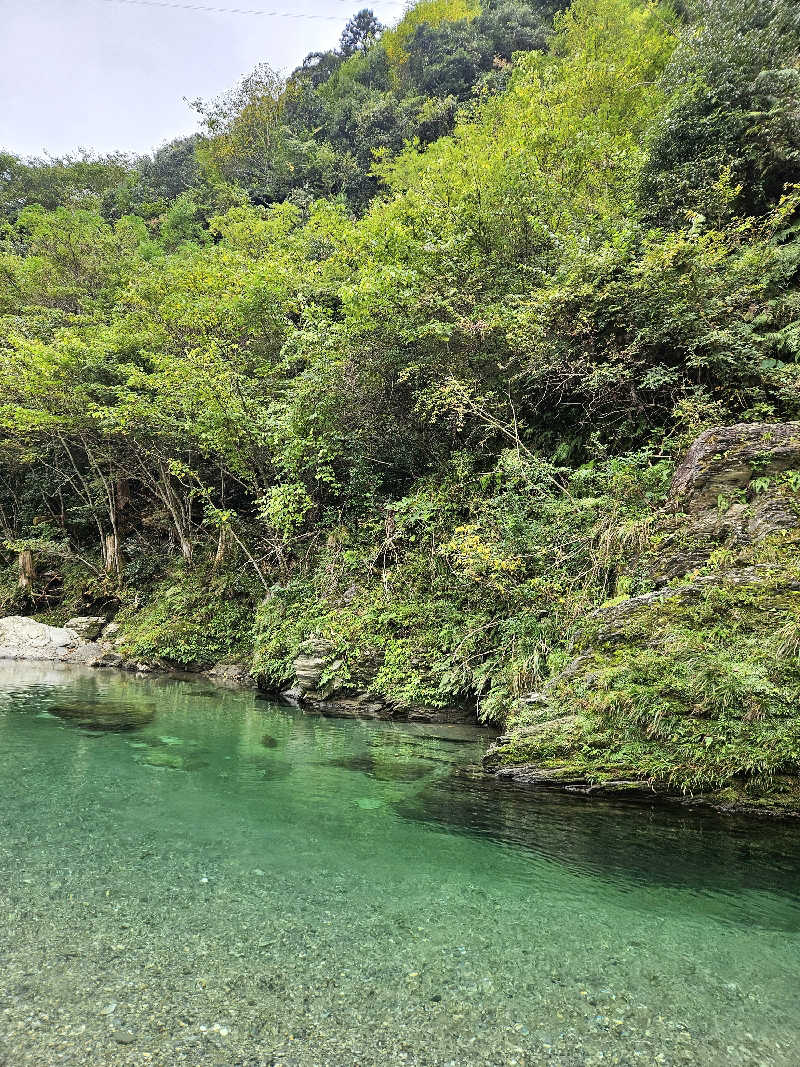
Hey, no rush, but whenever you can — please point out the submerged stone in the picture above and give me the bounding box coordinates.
[136,749,187,770]
[112,1031,136,1045]
[329,753,433,782]
[49,700,155,732]
[260,734,279,748]
[259,760,293,780]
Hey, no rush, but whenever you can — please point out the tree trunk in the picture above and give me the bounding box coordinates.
[156,465,193,562]
[18,549,35,591]
[214,526,228,569]
[103,532,123,578]
[115,476,131,515]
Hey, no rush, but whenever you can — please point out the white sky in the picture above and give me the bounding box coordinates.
[0,0,404,158]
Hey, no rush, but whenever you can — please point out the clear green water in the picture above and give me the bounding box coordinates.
[1,663,799,1067]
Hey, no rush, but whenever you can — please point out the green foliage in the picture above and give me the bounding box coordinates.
[0,151,133,221]
[1,0,799,806]
[116,567,257,668]
[189,0,566,209]
[498,561,800,791]
[640,0,800,223]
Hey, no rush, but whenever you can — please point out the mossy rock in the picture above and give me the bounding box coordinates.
[488,568,800,813]
[49,700,156,732]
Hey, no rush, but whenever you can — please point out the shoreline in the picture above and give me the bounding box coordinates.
[3,617,797,821]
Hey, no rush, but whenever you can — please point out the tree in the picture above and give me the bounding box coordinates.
[639,0,800,224]
[339,9,384,58]
[0,151,133,222]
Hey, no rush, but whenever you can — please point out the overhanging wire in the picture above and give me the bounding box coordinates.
[101,0,401,18]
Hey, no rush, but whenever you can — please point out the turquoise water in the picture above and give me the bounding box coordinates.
[1,662,799,1066]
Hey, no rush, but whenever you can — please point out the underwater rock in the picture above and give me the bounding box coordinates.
[260,734,279,748]
[404,724,490,743]
[259,760,293,780]
[49,699,156,732]
[136,749,187,770]
[111,1030,136,1045]
[327,754,433,782]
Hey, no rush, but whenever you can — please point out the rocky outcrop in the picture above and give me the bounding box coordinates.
[289,635,478,724]
[0,615,125,668]
[65,616,106,641]
[586,566,800,644]
[207,661,256,688]
[306,697,479,724]
[488,759,800,816]
[293,636,335,695]
[670,421,800,509]
[486,422,800,816]
[656,421,800,579]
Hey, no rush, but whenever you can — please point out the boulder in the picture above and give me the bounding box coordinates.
[65,616,107,641]
[0,616,78,661]
[0,616,129,667]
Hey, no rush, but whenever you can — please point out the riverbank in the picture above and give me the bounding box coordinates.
[0,614,484,728]
[2,610,798,819]
[5,418,800,818]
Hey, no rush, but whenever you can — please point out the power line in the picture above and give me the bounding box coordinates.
[101,0,401,18]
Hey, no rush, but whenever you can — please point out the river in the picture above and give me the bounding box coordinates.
[1,662,798,1065]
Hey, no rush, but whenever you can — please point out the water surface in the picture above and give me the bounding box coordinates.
[1,662,798,1066]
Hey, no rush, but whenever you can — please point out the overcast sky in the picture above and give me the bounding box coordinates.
[0,0,404,158]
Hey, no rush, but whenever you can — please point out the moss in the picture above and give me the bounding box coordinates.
[493,536,800,807]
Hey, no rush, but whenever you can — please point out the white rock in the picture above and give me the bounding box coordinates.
[0,616,78,661]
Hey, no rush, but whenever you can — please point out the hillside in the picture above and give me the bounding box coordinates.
[1,0,800,811]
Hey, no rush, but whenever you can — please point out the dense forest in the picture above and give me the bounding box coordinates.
[2,0,800,805]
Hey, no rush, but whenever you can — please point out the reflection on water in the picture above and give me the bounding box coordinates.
[1,660,799,1066]
[398,771,800,910]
